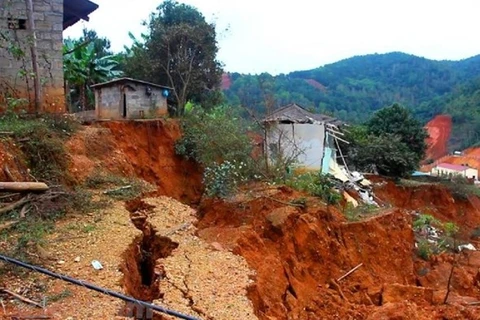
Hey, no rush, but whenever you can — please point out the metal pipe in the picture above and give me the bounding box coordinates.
[0,254,200,320]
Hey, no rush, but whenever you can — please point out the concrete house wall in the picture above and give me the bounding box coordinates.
[94,81,168,120]
[431,166,478,180]
[466,168,478,180]
[265,122,326,170]
[0,0,65,112]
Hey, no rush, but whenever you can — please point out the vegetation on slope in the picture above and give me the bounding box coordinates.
[224,52,480,149]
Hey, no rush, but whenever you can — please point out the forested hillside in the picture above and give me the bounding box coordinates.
[224,52,480,149]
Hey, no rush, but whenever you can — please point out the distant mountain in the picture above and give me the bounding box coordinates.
[223,52,480,149]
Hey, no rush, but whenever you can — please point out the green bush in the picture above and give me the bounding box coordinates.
[286,172,341,205]
[176,106,261,198]
[417,240,432,260]
[0,114,79,183]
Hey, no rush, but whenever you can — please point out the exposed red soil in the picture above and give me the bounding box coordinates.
[421,146,480,174]
[66,120,203,203]
[221,73,232,90]
[0,140,30,181]
[424,114,452,162]
[305,79,327,92]
[369,176,480,238]
[196,183,480,319]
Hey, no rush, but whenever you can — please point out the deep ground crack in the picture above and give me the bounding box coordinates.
[165,252,212,320]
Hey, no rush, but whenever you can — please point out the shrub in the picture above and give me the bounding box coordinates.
[417,240,432,260]
[203,160,249,198]
[286,172,341,205]
[343,203,378,221]
[0,114,79,183]
[84,171,154,201]
[176,106,261,198]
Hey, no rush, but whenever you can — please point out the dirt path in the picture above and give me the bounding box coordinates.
[0,196,256,320]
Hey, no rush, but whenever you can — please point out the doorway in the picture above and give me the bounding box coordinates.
[122,93,127,118]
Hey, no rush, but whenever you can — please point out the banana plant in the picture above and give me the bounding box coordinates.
[63,38,123,112]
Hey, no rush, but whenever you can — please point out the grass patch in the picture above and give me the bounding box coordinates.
[0,114,79,183]
[413,214,460,260]
[47,289,73,303]
[343,204,379,221]
[85,171,154,201]
[285,172,341,205]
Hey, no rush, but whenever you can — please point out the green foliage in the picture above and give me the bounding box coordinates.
[343,204,379,221]
[349,133,419,177]
[413,214,460,260]
[203,160,247,198]
[344,104,427,178]
[224,52,480,150]
[176,106,254,166]
[176,106,257,198]
[224,52,480,121]
[123,0,223,114]
[285,172,341,205]
[367,103,428,162]
[64,30,123,112]
[0,115,78,183]
[444,222,459,237]
[84,171,153,201]
[417,240,432,261]
[413,214,441,230]
[440,175,480,199]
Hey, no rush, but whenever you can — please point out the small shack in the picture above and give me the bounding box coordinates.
[91,78,171,120]
[262,103,343,171]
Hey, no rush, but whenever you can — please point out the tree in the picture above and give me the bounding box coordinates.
[343,104,428,177]
[64,39,123,112]
[123,0,223,115]
[351,134,418,177]
[367,103,428,162]
[78,28,112,58]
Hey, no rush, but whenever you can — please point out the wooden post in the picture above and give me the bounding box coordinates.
[24,0,42,114]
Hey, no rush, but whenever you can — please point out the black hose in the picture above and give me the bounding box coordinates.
[0,254,200,320]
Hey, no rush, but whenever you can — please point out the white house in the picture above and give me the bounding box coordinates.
[431,163,478,180]
[262,103,343,171]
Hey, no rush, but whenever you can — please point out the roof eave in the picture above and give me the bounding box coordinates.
[63,0,99,30]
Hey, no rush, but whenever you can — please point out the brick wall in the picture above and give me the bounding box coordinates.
[95,83,168,120]
[0,0,65,113]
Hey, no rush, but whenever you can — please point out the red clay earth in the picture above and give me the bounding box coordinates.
[196,183,480,320]
[369,175,480,238]
[66,120,203,204]
[424,114,452,162]
[221,73,232,90]
[422,147,480,173]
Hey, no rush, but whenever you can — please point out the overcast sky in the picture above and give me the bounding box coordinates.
[64,0,480,75]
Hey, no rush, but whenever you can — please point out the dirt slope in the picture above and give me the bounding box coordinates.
[66,120,203,203]
[424,114,452,162]
[3,120,480,320]
[197,185,480,319]
[370,176,480,237]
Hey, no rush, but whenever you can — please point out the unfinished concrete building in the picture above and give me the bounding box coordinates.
[262,103,343,171]
[0,0,98,113]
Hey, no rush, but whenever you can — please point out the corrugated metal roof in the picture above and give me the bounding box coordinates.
[63,0,99,30]
[91,77,173,90]
[436,163,471,171]
[262,103,342,125]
